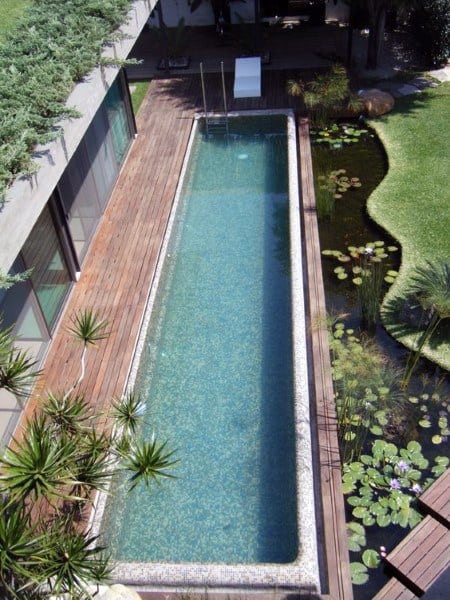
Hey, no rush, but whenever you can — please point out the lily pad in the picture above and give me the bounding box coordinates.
[351,562,369,585]
[362,549,381,568]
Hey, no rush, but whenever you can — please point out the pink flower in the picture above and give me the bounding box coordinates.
[411,483,422,495]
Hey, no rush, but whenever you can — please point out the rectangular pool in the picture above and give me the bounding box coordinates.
[97,112,319,590]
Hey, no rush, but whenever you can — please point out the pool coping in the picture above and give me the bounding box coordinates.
[91,109,321,592]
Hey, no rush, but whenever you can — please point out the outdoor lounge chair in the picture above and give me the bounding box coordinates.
[233,57,261,98]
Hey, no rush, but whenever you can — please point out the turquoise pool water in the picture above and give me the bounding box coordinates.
[104,115,298,564]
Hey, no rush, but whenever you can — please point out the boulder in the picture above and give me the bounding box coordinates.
[358,88,395,117]
[97,584,142,600]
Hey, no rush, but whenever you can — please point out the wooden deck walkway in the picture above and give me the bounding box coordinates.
[374,469,450,599]
[17,72,350,598]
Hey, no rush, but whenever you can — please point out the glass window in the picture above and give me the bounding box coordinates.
[21,205,72,330]
[105,77,133,164]
[0,256,50,362]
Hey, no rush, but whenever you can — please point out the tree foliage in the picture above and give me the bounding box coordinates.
[410,0,450,66]
[0,0,134,204]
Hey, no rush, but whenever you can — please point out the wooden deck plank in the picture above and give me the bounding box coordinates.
[418,468,450,527]
[373,577,418,600]
[385,516,450,596]
[298,117,353,599]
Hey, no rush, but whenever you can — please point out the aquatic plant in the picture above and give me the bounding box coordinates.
[316,168,361,220]
[329,323,404,462]
[407,390,450,446]
[311,123,368,148]
[322,241,398,326]
[343,440,449,585]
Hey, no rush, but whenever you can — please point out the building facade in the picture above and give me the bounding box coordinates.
[0,0,158,442]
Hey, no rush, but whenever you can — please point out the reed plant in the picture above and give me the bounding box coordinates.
[323,241,398,327]
[329,321,404,463]
[316,168,361,220]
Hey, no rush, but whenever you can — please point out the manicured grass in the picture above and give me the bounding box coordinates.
[0,0,30,40]
[368,82,450,369]
[130,81,151,114]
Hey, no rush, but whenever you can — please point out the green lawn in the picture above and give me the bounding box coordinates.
[0,0,30,40]
[130,81,151,114]
[368,82,450,369]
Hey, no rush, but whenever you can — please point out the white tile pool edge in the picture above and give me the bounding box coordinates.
[91,109,321,592]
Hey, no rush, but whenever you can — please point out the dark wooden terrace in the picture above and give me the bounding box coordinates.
[20,71,351,598]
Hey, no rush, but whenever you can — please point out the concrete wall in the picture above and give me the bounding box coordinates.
[0,0,158,273]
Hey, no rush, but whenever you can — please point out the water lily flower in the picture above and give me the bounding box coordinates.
[397,460,409,472]
[411,483,422,494]
[390,478,401,490]
[364,247,374,255]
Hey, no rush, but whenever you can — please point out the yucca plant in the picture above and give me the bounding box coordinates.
[0,322,40,406]
[0,418,79,505]
[43,392,93,438]
[0,507,47,598]
[111,391,146,436]
[39,522,111,598]
[122,437,178,491]
[64,309,109,400]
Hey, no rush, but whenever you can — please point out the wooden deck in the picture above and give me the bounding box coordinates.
[375,469,450,599]
[418,467,450,527]
[17,72,350,597]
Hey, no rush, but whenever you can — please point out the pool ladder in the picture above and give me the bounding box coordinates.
[200,61,229,137]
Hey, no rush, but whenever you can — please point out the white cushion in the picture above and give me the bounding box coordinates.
[234,57,261,98]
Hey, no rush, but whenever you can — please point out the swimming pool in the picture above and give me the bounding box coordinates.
[96,111,320,590]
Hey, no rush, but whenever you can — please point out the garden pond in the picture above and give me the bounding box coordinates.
[311,122,450,598]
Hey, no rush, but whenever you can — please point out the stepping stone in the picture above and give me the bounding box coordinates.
[396,83,422,96]
[408,76,439,90]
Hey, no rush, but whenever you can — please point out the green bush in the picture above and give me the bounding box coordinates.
[410,0,450,66]
[0,0,133,204]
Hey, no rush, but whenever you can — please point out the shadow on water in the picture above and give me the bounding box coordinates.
[256,115,298,563]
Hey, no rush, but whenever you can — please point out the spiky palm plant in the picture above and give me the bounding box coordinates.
[122,437,178,491]
[402,260,450,387]
[111,391,145,436]
[64,309,109,400]
[0,418,79,505]
[39,522,111,598]
[0,507,46,598]
[43,392,92,437]
[0,322,40,405]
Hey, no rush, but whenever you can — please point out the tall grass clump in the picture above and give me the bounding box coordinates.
[329,320,404,463]
[323,241,398,327]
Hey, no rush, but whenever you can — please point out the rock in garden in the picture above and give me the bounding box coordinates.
[97,584,142,600]
[358,88,395,116]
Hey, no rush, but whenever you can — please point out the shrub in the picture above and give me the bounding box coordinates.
[0,0,134,204]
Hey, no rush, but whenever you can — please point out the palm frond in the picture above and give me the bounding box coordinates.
[111,391,145,435]
[67,309,109,346]
[122,436,178,491]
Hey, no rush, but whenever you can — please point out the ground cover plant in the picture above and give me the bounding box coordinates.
[368,83,450,370]
[0,0,135,204]
[0,0,30,40]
